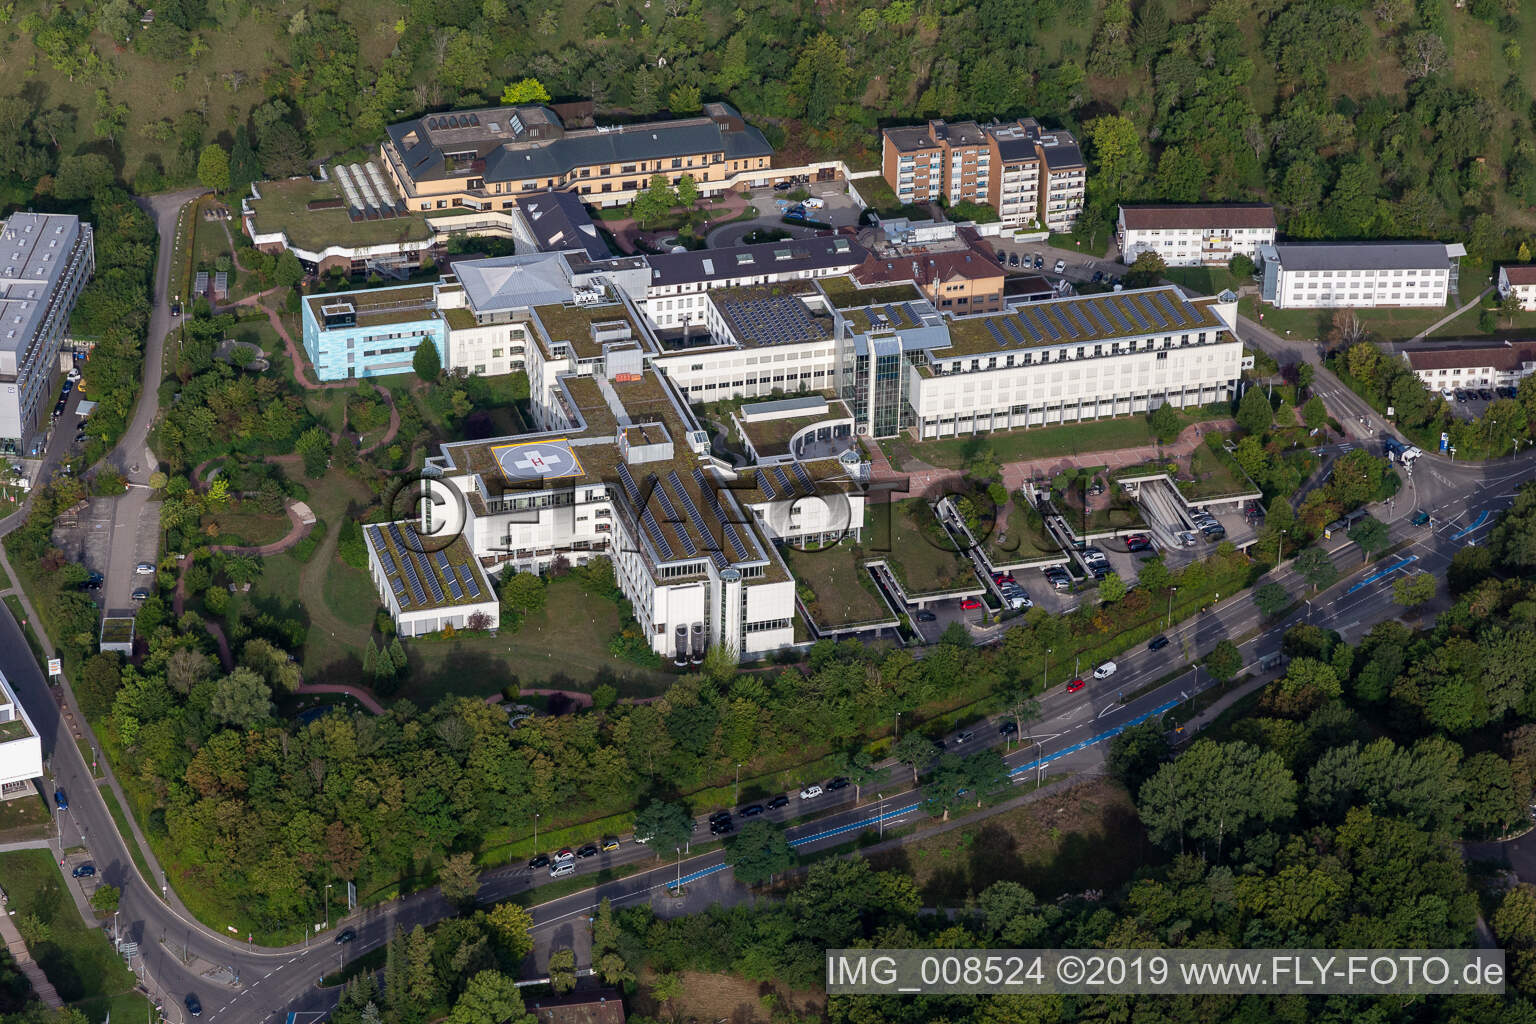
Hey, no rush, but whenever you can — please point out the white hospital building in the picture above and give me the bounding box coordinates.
[357,244,1248,660]
[1117,204,1276,267]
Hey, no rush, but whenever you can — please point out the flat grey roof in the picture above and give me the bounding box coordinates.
[1268,241,1454,272]
[742,395,827,417]
[0,213,83,362]
[646,236,867,288]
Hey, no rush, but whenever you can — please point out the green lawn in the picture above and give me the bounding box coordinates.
[320,560,381,630]
[398,577,674,703]
[0,789,53,841]
[782,536,895,630]
[0,851,137,1003]
[876,499,976,595]
[984,495,1062,565]
[885,412,1212,472]
[1427,302,1536,340]
[1165,265,1248,296]
[1238,295,1456,342]
[74,991,155,1024]
[202,502,290,546]
[1180,445,1260,500]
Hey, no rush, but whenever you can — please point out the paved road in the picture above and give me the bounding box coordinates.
[99,189,206,616]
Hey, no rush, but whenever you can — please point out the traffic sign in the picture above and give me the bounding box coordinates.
[46,659,61,677]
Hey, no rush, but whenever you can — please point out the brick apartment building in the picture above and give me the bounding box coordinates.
[381,101,773,212]
[880,118,1085,230]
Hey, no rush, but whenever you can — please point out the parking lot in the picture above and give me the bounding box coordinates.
[1439,384,1511,421]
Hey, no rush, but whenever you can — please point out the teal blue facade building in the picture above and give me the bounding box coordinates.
[299,283,447,381]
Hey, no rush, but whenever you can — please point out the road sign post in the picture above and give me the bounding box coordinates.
[46,658,61,678]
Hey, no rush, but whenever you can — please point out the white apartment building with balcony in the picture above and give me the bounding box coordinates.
[1258,242,1464,309]
[1118,204,1277,267]
[1498,265,1536,312]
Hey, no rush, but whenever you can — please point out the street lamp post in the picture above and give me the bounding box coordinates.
[1166,588,1176,629]
[533,812,539,855]
[675,847,682,891]
[1276,529,1286,566]
[734,763,742,806]
[878,793,885,839]
[324,882,332,931]
[894,711,901,741]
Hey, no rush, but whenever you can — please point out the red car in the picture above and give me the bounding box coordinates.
[960,598,982,610]
[1066,678,1086,693]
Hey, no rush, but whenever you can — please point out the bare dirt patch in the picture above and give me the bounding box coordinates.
[869,775,1155,904]
[634,969,825,1024]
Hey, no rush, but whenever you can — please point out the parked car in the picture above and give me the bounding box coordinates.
[527,853,550,869]
[953,729,975,745]
[1054,259,1066,274]
[1065,678,1086,693]
[709,809,732,822]
[996,250,1006,262]
[915,610,937,622]
[1091,270,1104,283]
[1033,254,1044,269]
[600,838,621,851]
[575,844,600,858]
[131,588,150,602]
[335,928,356,944]
[998,720,1019,736]
[1480,389,1494,401]
[798,784,824,799]
[1093,661,1118,679]
[170,302,182,317]
[184,994,201,1018]
[827,777,850,791]
[1148,634,1171,651]
[1125,533,1151,552]
[54,789,67,811]
[802,197,825,210]
[708,817,734,835]
[1008,253,1020,267]
[960,597,982,610]
[773,180,793,191]
[766,794,790,810]
[72,863,95,878]
[739,803,765,817]
[135,562,155,574]
[554,847,575,863]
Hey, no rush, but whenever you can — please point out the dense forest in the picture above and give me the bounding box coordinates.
[607,482,1536,1024]
[2,0,1533,265]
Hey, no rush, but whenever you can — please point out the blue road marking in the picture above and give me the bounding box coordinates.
[1450,510,1490,541]
[790,803,923,848]
[675,695,1206,888]
[1345,554,1419,595]
[1008,698,1182,777]
[668,862,728,889]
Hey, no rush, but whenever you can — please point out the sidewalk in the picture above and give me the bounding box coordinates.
[0,908,63,1008]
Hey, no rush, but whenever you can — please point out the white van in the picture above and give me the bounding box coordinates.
[549,862,575,878]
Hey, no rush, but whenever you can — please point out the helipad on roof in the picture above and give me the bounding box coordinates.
[491,438,585,482]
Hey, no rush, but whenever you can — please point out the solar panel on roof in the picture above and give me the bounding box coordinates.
[769,465,795,497]
[456,564,482,599]
[1022,307,1059,342]
[985,320,1008,347]
[418,552,446,604]
[1098,298,1133,334]
[641,508,674,560]
[1044,305,1077,339]
[758,469,777,501]
[1125,292,1162,330]
[669,471,727,569]
[790,462,815,495]
[902,303,922,325]
[884,305,905,327]
[1179,299,1206,326]
[650,474,698,556]
[388,575,406,597]
[1084,301,1116,335]
[1149,290,1182,323]
[1121,295,1150,331]
[446,574,463,601]
[1065,304,1096,337]
[694,469,749,562]
[1002,317,1028,346]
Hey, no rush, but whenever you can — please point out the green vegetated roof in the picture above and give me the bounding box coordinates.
[248,177,433,251]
